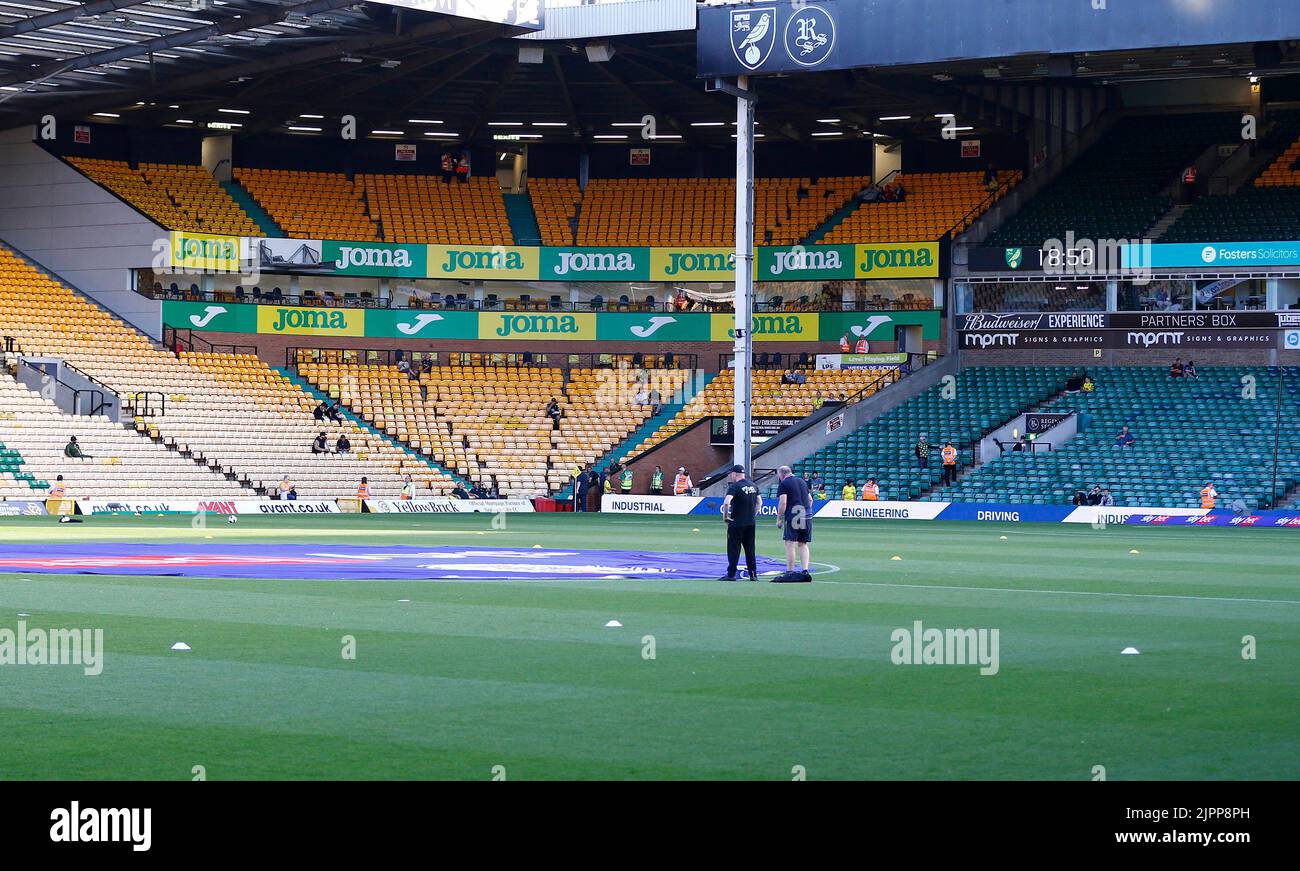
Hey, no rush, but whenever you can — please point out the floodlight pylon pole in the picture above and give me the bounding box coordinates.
[733,74,755,473]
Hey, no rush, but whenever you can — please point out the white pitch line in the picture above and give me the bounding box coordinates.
[807,578,1300,606]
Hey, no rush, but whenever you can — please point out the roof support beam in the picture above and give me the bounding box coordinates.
[0,0,150,36]
[0,0,360,89]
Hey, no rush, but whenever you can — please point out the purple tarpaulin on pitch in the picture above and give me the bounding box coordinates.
[0,543,786,580]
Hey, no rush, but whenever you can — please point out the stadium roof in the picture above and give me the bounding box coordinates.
[1,1,1295,146]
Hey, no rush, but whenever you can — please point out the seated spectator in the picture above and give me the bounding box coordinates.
[857,184,882,203]
[335,434,351,454]
[1100,489,1115,507]
[1082,375,1095,392]
[1169,358,1185,378]
[634,387,649,406]
[327,400,344,422]
[277,475,297,501]
[781,369,797,385]
[312,432,329,455]
[1065,372,1084,393]
[546,397,562,429]
[792,370,807,385]
[1072,490,1087,506]
[1184,359,1198,380]
[397,358,411,376]
[450,484,470,499]
[63,436,91,460]
[313,402,328,421]
[1114,425,1135,447]
[983,162,998,192]
[648,388,662,415]
[1087,485,1103,505]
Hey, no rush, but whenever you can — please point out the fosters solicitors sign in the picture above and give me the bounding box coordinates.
[164,302,941,342]
[175,239,944,282]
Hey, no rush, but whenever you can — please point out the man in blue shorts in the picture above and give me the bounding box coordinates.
[774,465,813,583]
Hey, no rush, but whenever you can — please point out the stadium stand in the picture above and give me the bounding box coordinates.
[0,376,240,498]
[67,157,258,235]
[988,113,1241,246]
[294,359,690,496]
[782,367,1067,500]
[530,177,582,246]
[940,367,1300,509]
[235,167,380,240]
[0,245,452,499]
[1162,114,1300,243]
[629,366,898,459]
[571,176,869,247]
[822,171,1020,244]
[359,174,513,245]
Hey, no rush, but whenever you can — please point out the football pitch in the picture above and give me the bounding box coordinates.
[0,513,1295,780]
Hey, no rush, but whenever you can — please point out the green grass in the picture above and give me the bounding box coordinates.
[0,513,1296,780]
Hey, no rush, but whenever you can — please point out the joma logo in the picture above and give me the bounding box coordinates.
[859,246,933,274]
[496,315,579,337]
[731,315,803,338]
[553,251,635,275]
[272,309,348,331]
[769,248,841,275]
[334,246,412,269]
[664,251,735,275]
[179,236,236,261]
[442,249,524,272]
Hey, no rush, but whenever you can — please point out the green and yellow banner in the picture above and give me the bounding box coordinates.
[163,302,941,343]
[257,305,365,337]
[169,231,244,273]
[429,245,539,280]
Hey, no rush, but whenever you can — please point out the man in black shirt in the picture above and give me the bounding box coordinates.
[718,464,762,581]
[774,465,813,582]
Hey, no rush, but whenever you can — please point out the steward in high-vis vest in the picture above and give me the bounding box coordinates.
[48,475,67,498]
[401,476,415,500]
[1200,483,1218,510]
[941,442,958,486]
[860,479,880,501]
[650,466,665,494]
[356,477,371,500]
[674,468,692,495]
[855,338,868,353]
[620,467,634,493]
[839,334,851,352]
